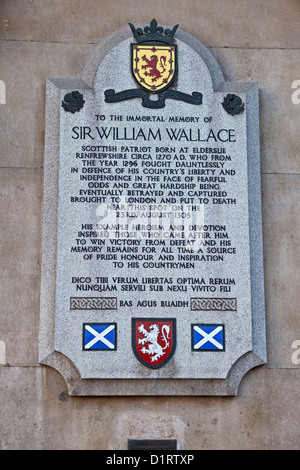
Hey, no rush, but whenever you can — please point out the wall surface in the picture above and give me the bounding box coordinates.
[0,0,300,450]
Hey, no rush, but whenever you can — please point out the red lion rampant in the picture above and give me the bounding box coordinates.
[141,54,166,82]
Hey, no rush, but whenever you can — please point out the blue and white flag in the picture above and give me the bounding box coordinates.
[83,323,117,351]
[192,324,225,351]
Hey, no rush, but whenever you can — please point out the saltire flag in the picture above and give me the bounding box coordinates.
[83,323,117,351]
[192,324,225,351]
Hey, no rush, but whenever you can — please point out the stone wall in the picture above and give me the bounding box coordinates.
[0,0,300,449]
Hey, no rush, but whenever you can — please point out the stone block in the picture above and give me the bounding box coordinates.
[1,365,300,449]
[0,41,93,168]
[0,168,42,365]
[262,174,300,368]
[212,48,300,174]
[1,0,300,49]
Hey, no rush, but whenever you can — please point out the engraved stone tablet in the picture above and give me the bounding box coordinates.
[39,20,266,395]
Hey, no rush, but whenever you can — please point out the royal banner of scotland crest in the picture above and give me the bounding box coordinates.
[104,19,202,109]
[131,43,177,93]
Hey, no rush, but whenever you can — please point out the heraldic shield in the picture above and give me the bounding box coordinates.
[105,21,202,109]
[132,318,176,369]
[131,43,177,93]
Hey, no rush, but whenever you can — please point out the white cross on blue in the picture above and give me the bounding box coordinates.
[83,323,117,351]
[192,324,225,351]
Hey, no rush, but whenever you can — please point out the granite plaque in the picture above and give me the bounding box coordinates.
[39,20,266,395]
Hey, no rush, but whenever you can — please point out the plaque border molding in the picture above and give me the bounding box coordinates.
[39,26,266,396]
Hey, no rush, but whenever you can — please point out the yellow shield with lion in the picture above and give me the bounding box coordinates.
[131,44,177,93]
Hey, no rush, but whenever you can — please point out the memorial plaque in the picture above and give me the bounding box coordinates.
[39,20,266,395]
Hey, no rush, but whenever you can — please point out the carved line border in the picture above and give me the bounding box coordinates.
[70,297,118,310]
[190,297,237,311]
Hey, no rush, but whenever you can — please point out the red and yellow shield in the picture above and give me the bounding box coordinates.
[131,44,177,93]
